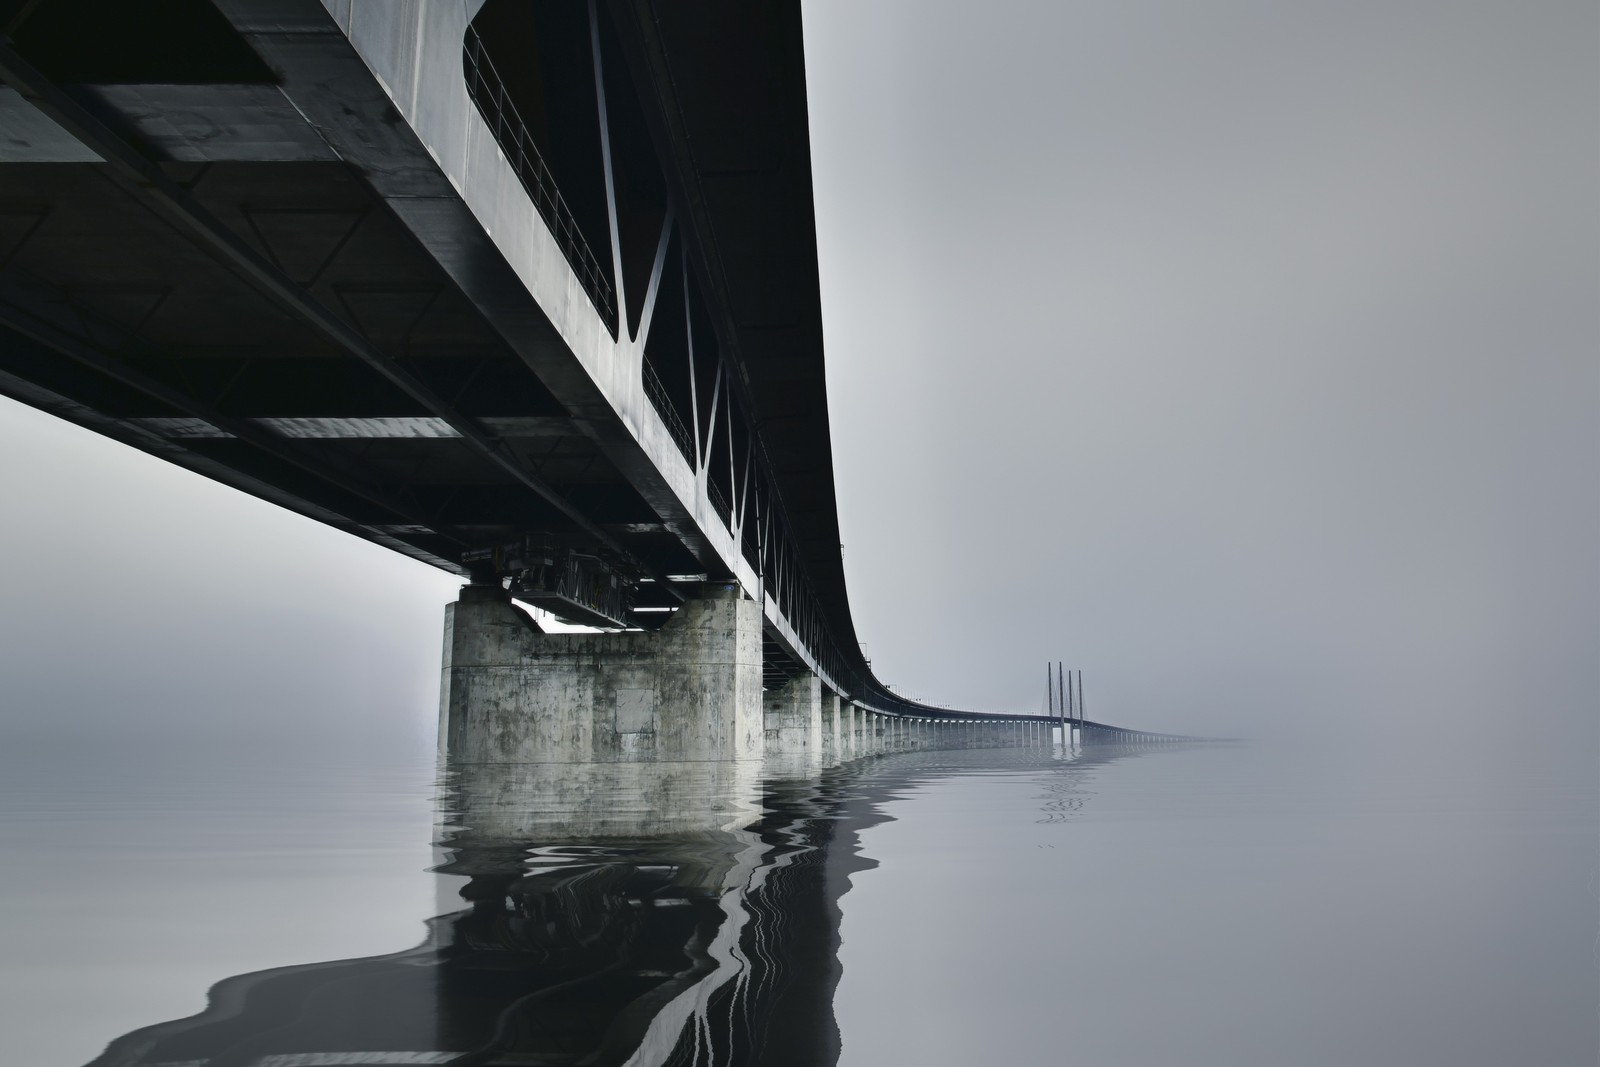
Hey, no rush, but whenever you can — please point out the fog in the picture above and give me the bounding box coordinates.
[806,0,1598,752]
[0,396,459,762]
[0,1,1594,761]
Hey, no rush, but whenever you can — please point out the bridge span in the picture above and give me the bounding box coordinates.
[0,0,1173,762]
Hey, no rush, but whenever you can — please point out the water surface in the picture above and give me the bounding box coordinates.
[1,737,1592,1065]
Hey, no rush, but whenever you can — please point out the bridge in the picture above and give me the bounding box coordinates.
[0,0,1179,764]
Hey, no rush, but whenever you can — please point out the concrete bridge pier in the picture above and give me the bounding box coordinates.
[441,582,763,766]
[438,582,766,836]
[821,690,842,764]
[763,672,825,773]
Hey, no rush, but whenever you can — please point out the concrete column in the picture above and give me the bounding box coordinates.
[441,583,762,764]
[820,690,841,764]
[853,702,869,754]
[763,672,823,758]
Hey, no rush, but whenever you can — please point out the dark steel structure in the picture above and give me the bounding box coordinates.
[0,0,1187,737]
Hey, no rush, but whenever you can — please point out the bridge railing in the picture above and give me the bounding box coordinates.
[463,23,617,336]
[642,357,695,466]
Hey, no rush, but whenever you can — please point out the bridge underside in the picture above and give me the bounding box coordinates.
[0,0,868,689]
[0,0,1179,744]
[0,7,705,613]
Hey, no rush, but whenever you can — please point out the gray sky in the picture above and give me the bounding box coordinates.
[0,396,459,758]
[807,0,1598,746]
[0,0,1594,753]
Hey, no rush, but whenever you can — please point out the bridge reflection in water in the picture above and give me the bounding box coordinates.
[87,745,1160,1067]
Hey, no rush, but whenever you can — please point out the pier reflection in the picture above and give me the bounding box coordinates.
[85,746,1141,1067]
[88,756,836,1067]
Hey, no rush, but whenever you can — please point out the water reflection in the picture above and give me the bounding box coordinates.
[86,745,1141,1067]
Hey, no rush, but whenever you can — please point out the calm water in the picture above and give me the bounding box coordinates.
[1,738,1593,1066]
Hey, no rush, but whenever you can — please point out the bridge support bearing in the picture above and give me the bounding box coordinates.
[441,582,763,765]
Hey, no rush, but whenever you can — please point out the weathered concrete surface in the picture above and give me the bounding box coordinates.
[763,673,823,756]
[441,583,762,764]
[821,690,841,764]
[762,671,828,777]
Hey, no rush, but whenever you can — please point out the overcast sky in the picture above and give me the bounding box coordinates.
[0,0,1594,756]
[808,0,1597,747]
